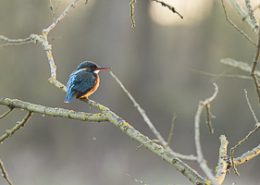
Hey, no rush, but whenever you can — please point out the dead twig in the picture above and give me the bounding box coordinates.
[151,0,183,19]
[0,111,32,144]
[194,83,219,185]
[251,29,260,103]
[110,71,197,161]
[220,0,256,46]
[230,123,260,175]
[0,159,13,185]
[215,135,229,185]
[130,0,136,28]
[166,113,176,146]
[0,108,13,119]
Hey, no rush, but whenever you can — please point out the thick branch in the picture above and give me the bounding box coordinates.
[215,135,229,185]
[0,98,107,122]
[0,97,206,185]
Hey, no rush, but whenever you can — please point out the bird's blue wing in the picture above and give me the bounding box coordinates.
[65,70,96,103]
[72,71,96,98]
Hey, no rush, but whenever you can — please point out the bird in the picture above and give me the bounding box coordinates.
[64,61,110,103]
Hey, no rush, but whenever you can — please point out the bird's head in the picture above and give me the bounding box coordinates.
[76,61,110,73]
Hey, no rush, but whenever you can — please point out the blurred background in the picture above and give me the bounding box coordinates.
[0,0,259,184]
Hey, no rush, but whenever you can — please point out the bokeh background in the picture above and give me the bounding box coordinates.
[0,0,259,184]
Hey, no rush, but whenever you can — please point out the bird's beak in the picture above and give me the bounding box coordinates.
[96,67,111,71]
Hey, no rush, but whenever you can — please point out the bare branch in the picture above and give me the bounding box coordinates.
[228,0,258,31]
[109,71,197,161]
[0,111,32,144]
[167,113,176,146]
[251,29,260,102]
[0,97,205,184]
[191,69,252,80]
[220,0,256,46]
[43,0,81,34]
[151,0,183,19]
[0,159,13,185]
[233,143,260,166]
[244,89,258,123]
[194,83,219,185]
[205,104,215,134]
[0,108,13,119]
[244,0,258,30]
[0,98,107,123]
[220,58,260,77]
[130,0,136,28]
[215,135,229,185]
[230,123,260,175]
[0,35,34,47]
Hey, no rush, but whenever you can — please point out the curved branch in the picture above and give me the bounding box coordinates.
[0,111,32,144]
[0,97,206,185]
[194,83,219,185]
[0,159,13,185]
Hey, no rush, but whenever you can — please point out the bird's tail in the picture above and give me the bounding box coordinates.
[64,91,75,103]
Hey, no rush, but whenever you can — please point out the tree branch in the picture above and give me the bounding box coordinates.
[110,71,197,161]
[0,97,206,185]
[194,83,219,185]
[220,0,256,46]
[0,159,13,185]
[215,135,229,185]
[150,0,183,19]
[0,111,32,144]
[233,143,260,166]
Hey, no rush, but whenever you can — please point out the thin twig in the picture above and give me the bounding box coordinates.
[0,35,34,47]
[230,123,260,175]
[0,108,13,119]
[0,159,13,185]
[228,0,258,31]
[151,0,183,19]
[110,71,168,147]
[244,89,258,123]
[251,28,260,103]
[130,0,136,28]
[43,0,81,34]
[205,104,215,134]
[194,83,219,185]
[233,143,260,166]
[221,0,256,46]
[244,0,258,30]
[110,71,197,161]
[220,58,260,77]
[215,135,229,185]
[166,113,176,146]
[0,111,32,144]
[191,69,252,80]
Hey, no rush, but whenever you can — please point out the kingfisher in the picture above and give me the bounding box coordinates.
[64,61,110,103]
